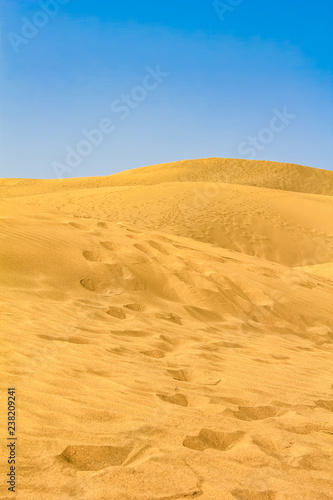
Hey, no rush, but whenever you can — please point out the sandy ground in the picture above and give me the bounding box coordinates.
[0,158,333,499]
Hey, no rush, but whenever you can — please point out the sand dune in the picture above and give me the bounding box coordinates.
[1,158,333,197]
[1,159,333,499]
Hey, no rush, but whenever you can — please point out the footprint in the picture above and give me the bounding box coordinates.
[38,334,59,341]
[157,393,188,407]
[80,270,127,295]
[270,354,289,360]
[232,490,277,500]
[82,250,105,262]
[110,330,148,337]
[167,369,190,382]
[148,240,169,255]
[59,444,131,471]
[297,453,333,471]
[106,307,126,320]
[67,337,92,345]
[230,406,278,421]
[100,241,117,251]
[105,264,145,292]
[315,400,333,412]
[97,222,108,228]
[184,305,221,322]
[133,243,151,255]
[222,342,243,349]
[68,222,87,230]
[183,429,245,452]
[155,235,173,243]
[160,335,177,346]
[156,312,182,325]
[80,279,95,292]
[141,350,165,359]
[123,303,143,312]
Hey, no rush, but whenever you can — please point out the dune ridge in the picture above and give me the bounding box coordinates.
[1,158,333,199]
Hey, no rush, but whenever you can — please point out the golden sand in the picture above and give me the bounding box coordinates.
[1,158,333,499]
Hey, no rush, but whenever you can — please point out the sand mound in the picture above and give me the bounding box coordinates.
[60,445,132,470]
[106,158,333,195]
[1,159,333,499]
[1,158,333,198]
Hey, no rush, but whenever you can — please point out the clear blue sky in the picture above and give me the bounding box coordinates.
[1,0,332,178]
